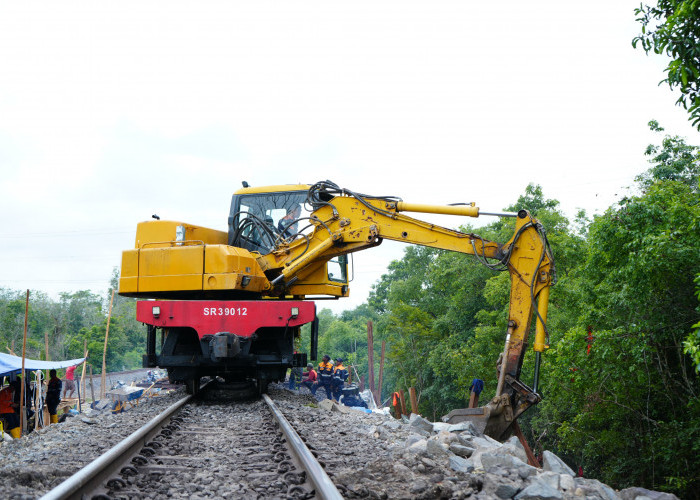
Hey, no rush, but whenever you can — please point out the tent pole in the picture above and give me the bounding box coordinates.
[20,290,29,436]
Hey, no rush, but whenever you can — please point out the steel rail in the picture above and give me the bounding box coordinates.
[262,394,343,500]
[40,394,192,500]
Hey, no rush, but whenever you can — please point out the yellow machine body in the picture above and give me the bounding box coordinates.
[118,181,554,440]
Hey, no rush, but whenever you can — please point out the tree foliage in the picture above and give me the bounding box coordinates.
[310,125,699,498]
[0,268,144,376]
[633,1,700,129]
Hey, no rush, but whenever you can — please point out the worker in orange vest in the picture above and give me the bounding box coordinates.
[0,380,20,438]
[312,355,334,400]
[392,391,401,418]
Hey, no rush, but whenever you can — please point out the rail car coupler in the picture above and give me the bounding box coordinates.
[209,332,242,361]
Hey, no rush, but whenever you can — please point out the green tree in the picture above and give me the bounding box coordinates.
[533,126,700,498]
[633,1,700,129]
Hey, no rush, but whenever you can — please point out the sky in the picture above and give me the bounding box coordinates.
[0,0,698,314]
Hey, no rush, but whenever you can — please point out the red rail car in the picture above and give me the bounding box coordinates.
[138,300,318,394]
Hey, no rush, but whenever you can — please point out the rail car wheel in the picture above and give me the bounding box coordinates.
[256,377,268,395]
[185,377,201,396]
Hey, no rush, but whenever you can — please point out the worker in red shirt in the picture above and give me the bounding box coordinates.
[1,381,20,438]
[63,365,76,399]
[300,363,317,392]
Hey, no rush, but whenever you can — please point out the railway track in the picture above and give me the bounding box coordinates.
[40,384,342,500]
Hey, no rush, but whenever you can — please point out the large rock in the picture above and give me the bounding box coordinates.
[536,471,561,490]
[408,414,435,433]
[448,443,475,458]
[381,420,401,431]
[559,473,576,493]
[576,478,621,500]
[432,422,451,433]
[495,483,520,499]
[448,454,474,473]
[404,435,425,448]
[447,420,479,434]
[515,481,563,500]
[426,436,450,458]
[501,436,528,463]
[542,450,575,476]
[318,399,335,411]
[460,434,500,450]
[407,438,428,455]
[618,487,679,500]
[317,399,350,413]
[481,450,533,472]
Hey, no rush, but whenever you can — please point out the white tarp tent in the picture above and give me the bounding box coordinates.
[0,353,86,379]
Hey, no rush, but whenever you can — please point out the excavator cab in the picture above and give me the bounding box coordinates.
[228,185,311,254]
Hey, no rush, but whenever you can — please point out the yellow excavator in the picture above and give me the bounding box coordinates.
[119,180,555,440]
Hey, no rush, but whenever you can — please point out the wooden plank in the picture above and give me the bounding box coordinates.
[409,387,418,414]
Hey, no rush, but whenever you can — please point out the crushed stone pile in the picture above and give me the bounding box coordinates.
[0,382,679,500]
[273,386,679,500]
[0,388,183,499]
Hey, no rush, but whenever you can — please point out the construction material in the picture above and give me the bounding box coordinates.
[100,290,114,400]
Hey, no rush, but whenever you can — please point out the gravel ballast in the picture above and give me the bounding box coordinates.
[0,382,678,500]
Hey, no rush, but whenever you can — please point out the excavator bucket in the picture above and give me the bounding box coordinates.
[443,394,514,441]
[443,406,494,435]
[444,379,541,442]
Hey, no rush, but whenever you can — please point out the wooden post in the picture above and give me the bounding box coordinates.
[44,331,50,361]
[376,340,385,406]
[398,389,408,417]
[80,341,88,404]
[20,290,29,435]
[100,290,115,400]
[409,387,418,414]
[367,320,375,404]
[512,420,541,468]
[89,364,96,405]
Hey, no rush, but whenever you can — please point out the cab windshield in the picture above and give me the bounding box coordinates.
[228,191,310,253]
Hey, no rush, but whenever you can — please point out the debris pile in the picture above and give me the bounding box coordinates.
[277,389,679,500]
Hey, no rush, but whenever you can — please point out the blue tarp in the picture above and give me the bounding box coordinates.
[0,353,86,378]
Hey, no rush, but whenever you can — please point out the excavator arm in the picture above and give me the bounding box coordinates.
[254,181,554,439]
